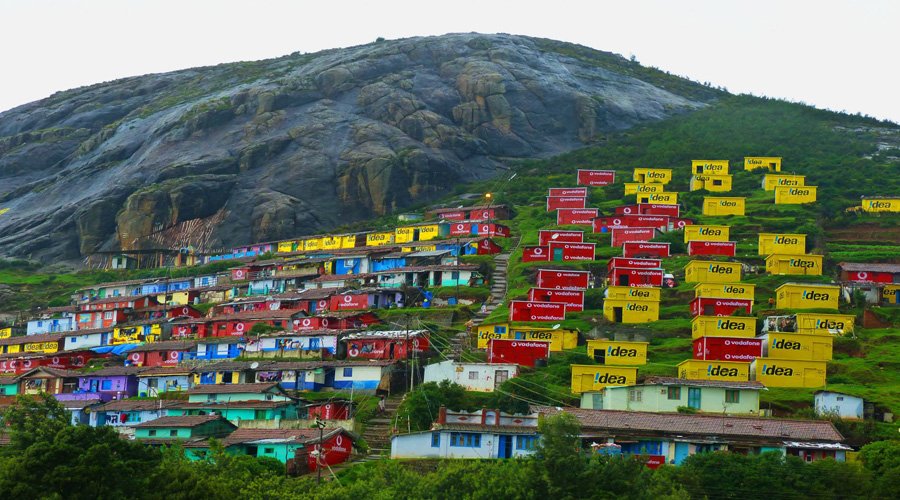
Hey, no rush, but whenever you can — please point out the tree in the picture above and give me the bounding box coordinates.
[1,393,70,450]
[398,381,471,431]
[534,412,584,499]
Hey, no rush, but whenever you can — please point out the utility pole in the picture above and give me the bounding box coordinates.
[316,417,325,484]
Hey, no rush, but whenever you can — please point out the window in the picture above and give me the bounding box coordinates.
[103,311,114,320]
[255,410,267,420]
[169,430,178,437]
[148,378,158,389]
[431,433,440,448]
[725,390,740,403]
[343,367,353,377]
[71,337,77,344]
[494,326,507,334]
[712,179,723,186]
[836,396,844,401]
[264,447,275,454]
[100,380,112,391]
[468,371,478,380]
[148,430,157,437]
[667,386,681,400]
[451,271,460,280]
[449,432,481,447]
[628,389,642,402]
[516,436,538,450]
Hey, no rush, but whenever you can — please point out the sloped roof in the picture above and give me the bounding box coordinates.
[129,340,198,353]
[309,273,376,283]
[80,366,146,377]
[222,427,345,446]
[295,287,348,300]
[0,332,64,346]
[185,383,279,395]
[133,415,233,428]
[838,262,900,273]
[94,399,183,412]
[535,407,844,442]
[136,366,196,377]
[641,377,765,391]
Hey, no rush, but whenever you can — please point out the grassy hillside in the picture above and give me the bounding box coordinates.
[457,95,900,427]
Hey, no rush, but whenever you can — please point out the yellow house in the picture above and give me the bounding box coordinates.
[637,192,678,205]
[762,174,805,191]
[703,197,746,216]
[758,233,806,255]
[692,160,729,175]
[677,359,749,381]
[340,235,358,249]
[112,324,162,344]
[475,323,578,351]
[750,359,826,388]
[683,225,730,243]
[586,340,648,365]
[366,232,394,246]
[775,283,840,310]
[774,186,817,204]
[694,282,755,301]
[744,156,782,172]
[760,332,833,361]
[155,291,191,306]
[860,197,900,213]
[395,227,416,244]
[765,254,824,275]
[624,183,664,195]
[883,285,899,305]
[605,286,662,301]
[633,168,673,184]
[794,313,855,335]
[321,236,343,250]
[277,240,296,253]
[690,174,733,192]
[303,238,322,251]
[684,260,742,283]
[602,297,660,323]
[24,340,59,354]
[571,365,638,393]
[691,316,757,339]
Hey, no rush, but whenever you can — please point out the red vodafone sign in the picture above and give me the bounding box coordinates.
[644,455,666,469]
[607,257,662,272]
[438,211,467,221]
[693,337,763,362]
[329,294,368,311]
[548,241,596,261]
[577,169,616,186]
[536,269,591,290]
[528,288,585,312]
[488,339,551,367]
[538,230,583,246]
[638,203,680,217]
[449,222,472,236]
[547,196,587,211]
[548,187,588,197]
[508,300,566,322]
[687,240,736,257]
[610,227,657,247]
[622,242,671,258]
[557,208,598,225]
[522,246,550,262]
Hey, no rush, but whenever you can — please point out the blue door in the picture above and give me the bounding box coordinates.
[674,442,690,465]
[497,435,513,458]
[553,247,564,262]
[688,388,701,409]
[308,337,320,350]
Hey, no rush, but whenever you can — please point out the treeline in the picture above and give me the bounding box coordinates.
[1,396,897,499]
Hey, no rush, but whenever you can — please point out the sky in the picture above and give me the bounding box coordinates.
[1,0,897,122]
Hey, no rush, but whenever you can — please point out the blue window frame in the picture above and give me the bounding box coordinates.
[449,432,481,447]
[431,433,440,448]
[100,380,112,391]
[343,367,353,377]
[516,435,538,450]
[494,326,507,334]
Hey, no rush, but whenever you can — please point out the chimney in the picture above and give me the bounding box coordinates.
[437,405,447,424]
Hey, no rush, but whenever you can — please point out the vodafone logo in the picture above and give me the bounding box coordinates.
[534,247,543,255]
[349,347,359,357]
[182,307,189,315]
[336,435,344,446]
[52,357,60,365]
[412,339,420,348]
[131,353,140,361]
[74,356,84,366]
[526,303,533,308]
[858,272,868,280]
[512,342,518,347]
[677,221,686,228]
[344,295,353,303]
[613,219,622,225]
[456,224,465,231]
[269,303,280,310]
[236,323,245,332]
[318,300,327,309]
[302,319,312,327]
[23,360,32,368]
[623,207,632,214]
[178,327,187,334]
[322,319,330,327]
[170,351,179,360]
[482,211,490,219]
[235,270,245,279]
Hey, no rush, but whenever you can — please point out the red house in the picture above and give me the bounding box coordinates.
[607,258,662,274]
[690,298,753,317]
[208,310,308,337]
[622,242,671,258]
[76,295,159,330]
[592,215,671,233]
[487,339,551,367]
[522,246,550,262]
[688,241,737,257]
[608,267,664,287]
[538,230,584,246]
[557,208,599,225]
[342,330,429,360]
[126,340,198,367]
[693,337,763,362]
[305,400,353,420]
[610,227,660,247]
[838,263,900,284]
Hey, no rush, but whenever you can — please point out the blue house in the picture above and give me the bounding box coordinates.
[193,338,245,361]
[137,366,195,395]
[27,315,76,335]
[815,391,865,420]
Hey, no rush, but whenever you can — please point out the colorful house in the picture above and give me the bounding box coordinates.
[61,327,112,351]
[774,186,817,204]
[570,365,638,393]
[391,407,539,460]
[91,399,182,435]
[536,406,849,464]
[243,331,339,359]
[762,174,805,190]
[581,377,763,415]
[26,313,76,335]
[71,366,145,402]
[0,375,18,396]
[758,233,807,255]
[765,254,824,276]
[16,367,79,395]
[775,283,840,310]
[684,260,742,283]
[133,415,237,445]
[423,361,518,392]
[126,340,198,367]
[220,427,356,469]
[193,337,245,361]
[137,366,195,395]
[814,391,865,420]
[341,330,429,360]
[690,174,732,192]
[859,196,900,213]
[744,156,782,172]
[702,197,745,216]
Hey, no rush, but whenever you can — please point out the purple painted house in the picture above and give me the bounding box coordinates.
[64,366,146,402]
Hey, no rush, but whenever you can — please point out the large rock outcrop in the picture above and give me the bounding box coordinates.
[0,33,715,262]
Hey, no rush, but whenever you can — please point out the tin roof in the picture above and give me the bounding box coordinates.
[535,407,844,442]
[0,332,64,346]
[136,366,196,377]
[94,399,184,412]
[639,377,765,390]
[185,383,279,395]
[838,262,900,273]
[342,330,428,340]
[309,273,376,283]
[133,415,232,428]
[129,340,198,353]
[206,309,306,322]
[294,287,348,300]
[223,427,346,446]
[433,423,538,434]
[80,366,147,377]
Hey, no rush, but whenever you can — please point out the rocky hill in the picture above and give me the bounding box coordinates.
[0,34,719,263]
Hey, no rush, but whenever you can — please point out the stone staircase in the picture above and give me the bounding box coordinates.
[359,394,404,458]
[473,237,520,326]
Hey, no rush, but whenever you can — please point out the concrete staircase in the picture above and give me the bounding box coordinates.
[473,237,520,326]
[359,394,404,458]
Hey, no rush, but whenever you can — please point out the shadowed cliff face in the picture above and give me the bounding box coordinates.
[0,33,713,262]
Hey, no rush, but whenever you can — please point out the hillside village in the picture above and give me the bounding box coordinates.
[0,154,898,476]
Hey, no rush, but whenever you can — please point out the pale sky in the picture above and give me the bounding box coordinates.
[1,0,898,122]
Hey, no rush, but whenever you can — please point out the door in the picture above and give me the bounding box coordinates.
[498,435,513,459]
[688,388,701,409]
[674,442,690,465]
[703,304,715,315]
[434,271,443,286]
[618,274,629,286]
[494,370,509,390]
[553,247,564,262]
[614,307,623,323]
[89,380,99,392]
[388,343,396,360]
[593,347,606,364]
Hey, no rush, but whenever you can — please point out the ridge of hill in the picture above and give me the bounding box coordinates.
[0,33,717,264]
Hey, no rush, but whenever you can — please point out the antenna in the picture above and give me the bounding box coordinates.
[250,361,259,370]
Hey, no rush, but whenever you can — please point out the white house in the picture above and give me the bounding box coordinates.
[423,360,518,392]
[61,328,111,351]
[391,407,539,459]
[815,391,864,420]
[27,315,76,335]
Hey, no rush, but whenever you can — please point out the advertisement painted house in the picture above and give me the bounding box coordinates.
[624,183,664,196]
[702,197,745,216]
[633,168,673,184]
[758,233,807,255]
[775,283,840,310]
[577,169,616,186]
[677,359,750,382]
[759,333,833,361]
[692,337,763,362]
[538,230,584,246]
[744,156,782,172]
[622,242,671,258]
[556,208,599,225]
[693,283,756,301]
[860,197,900,213]
[774,186,818,204]
[610,227,660,247]
[684,260,742,283]
[603,297,660,323]
[528,288,585,312]
[766,254,824,275]
[683,225,730,243]
[570,365,638,393]
[750,359,826,388]
[586,340,648,365]
[535,269,591,290]
[762,174,805,190]
[687,241,736,257]
[690,174,732,192]
[690,297,753,317]
[692,160,729,174]
[487,339,551,367]
[548,241,596,261]
[637,192,678,205]
[508,301,567,322]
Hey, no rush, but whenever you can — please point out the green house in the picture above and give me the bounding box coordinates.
[581,377,764,415]
[0,376,18,396]
[184,382,290,403]
[220,427,355,465]
[132,415,236,445]
[167,400,300,425]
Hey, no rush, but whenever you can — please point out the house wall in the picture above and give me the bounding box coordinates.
[138,375,192,395]
[195,342,243,360]
[815,393,864,420]
[391,430,538,459]
[27,317,76,335]
[135,427,193,440]
[333,365,385,391]
[63,332,108,351]
[0,382,18,395]
[423,361,518,392]
[601,385,760,414]
[78,376,137,401]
